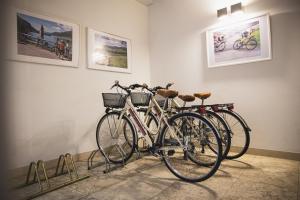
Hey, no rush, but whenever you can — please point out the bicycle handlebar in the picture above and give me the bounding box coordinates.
[148,82,174,94]
[110,81,174,94]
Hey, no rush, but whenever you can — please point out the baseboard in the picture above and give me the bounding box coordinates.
[227,146,300,161]
[245,147,300,161]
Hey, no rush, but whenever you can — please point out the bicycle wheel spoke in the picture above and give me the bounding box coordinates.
[96,112,136,164]
[161,112,222,182]
[217,110,250,159]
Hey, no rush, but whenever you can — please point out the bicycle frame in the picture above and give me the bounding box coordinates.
[111,94,185,150]
[143,95,209,146]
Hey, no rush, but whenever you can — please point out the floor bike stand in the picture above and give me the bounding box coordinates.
[87,149,105,170]
[16,153,90,200]
[88,143,142,173]
[96,144,128,174]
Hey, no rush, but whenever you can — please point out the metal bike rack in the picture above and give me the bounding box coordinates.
[88,143,141,174]
[16,153,90,200]
[87,146,124,174]
[87,149,106,170]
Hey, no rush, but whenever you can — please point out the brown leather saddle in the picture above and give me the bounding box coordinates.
[157,89,178,98]
[194,92,211,100]
[178,95,195,102]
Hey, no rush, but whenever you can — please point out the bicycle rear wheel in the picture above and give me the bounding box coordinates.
[96,111,136,164]
[202,110,231,159]
[216,110,250,159]
[160,112,222,182]
[233,40,242,50]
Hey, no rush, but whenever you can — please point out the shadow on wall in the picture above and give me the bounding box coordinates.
[75,119,100,154]
[30,120,76,162]
[200,11,300,83]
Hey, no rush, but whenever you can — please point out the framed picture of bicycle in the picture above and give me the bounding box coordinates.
[87,28,132,73]
[8,9,79,67]
[206,14,271,68]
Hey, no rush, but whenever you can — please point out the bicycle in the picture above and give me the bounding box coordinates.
[233,35,257,50]
[96,81,223,182]
[144,83,231,160]
[152,83,250,160]
[214,38,226,52]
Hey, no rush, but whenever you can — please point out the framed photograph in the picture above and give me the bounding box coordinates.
[87,28,131,73]
[206,14,271,68]
[9,9,79,67]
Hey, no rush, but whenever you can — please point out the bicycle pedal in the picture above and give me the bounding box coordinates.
[152,152,161,157]
[149,146,159,155]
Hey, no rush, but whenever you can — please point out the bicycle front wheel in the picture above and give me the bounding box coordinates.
[246,39,257,50]
[96,111,136,164]
[160,112,222,182]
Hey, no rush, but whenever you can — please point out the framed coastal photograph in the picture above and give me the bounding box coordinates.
[206,14,271,68]
[87,28,131,73]
[10,9,79,67]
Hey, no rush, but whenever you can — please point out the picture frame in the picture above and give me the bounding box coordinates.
[87,28,132,73]
[8,9,79,67]
[206,14,272,68]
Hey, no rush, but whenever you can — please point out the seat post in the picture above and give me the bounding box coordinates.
[201,99,204,106]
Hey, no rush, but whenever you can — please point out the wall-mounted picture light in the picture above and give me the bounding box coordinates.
[231,2,243,15]
[217,2,243,19]
[217,7,228,19]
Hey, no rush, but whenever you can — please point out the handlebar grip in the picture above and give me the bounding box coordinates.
[152,86,163,91]
[142,83,148,88]
[129,83,141,89]
[129,83,150,90]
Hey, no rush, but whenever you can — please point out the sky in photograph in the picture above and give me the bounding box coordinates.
[214,21,259,38]
[17,13,72,33]
[95,33,127,48]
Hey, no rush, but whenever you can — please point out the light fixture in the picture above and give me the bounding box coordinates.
[217,7,228,19]
[231,2,243,15]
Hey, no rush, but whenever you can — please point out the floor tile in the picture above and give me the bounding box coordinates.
[10,153,300,200]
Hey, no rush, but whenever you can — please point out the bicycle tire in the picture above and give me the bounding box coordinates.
[218,42,226,51]
[201,110,231,160]
[216,109,250,159]
[160,112,222,182]
[96,111,136,164]
[233,40,242,50]
[246,39,257,50]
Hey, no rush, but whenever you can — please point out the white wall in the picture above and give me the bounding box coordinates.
[149,0,300,153]
[6,0,150,168]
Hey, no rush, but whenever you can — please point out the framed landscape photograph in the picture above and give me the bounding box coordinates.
[206,14,271,68]
[10,9,79,67]
[87,28,131,73]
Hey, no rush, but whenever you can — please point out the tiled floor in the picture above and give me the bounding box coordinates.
[12,154,300,200]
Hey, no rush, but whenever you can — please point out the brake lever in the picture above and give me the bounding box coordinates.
[110,84,116,89]
[166,82,174,89]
